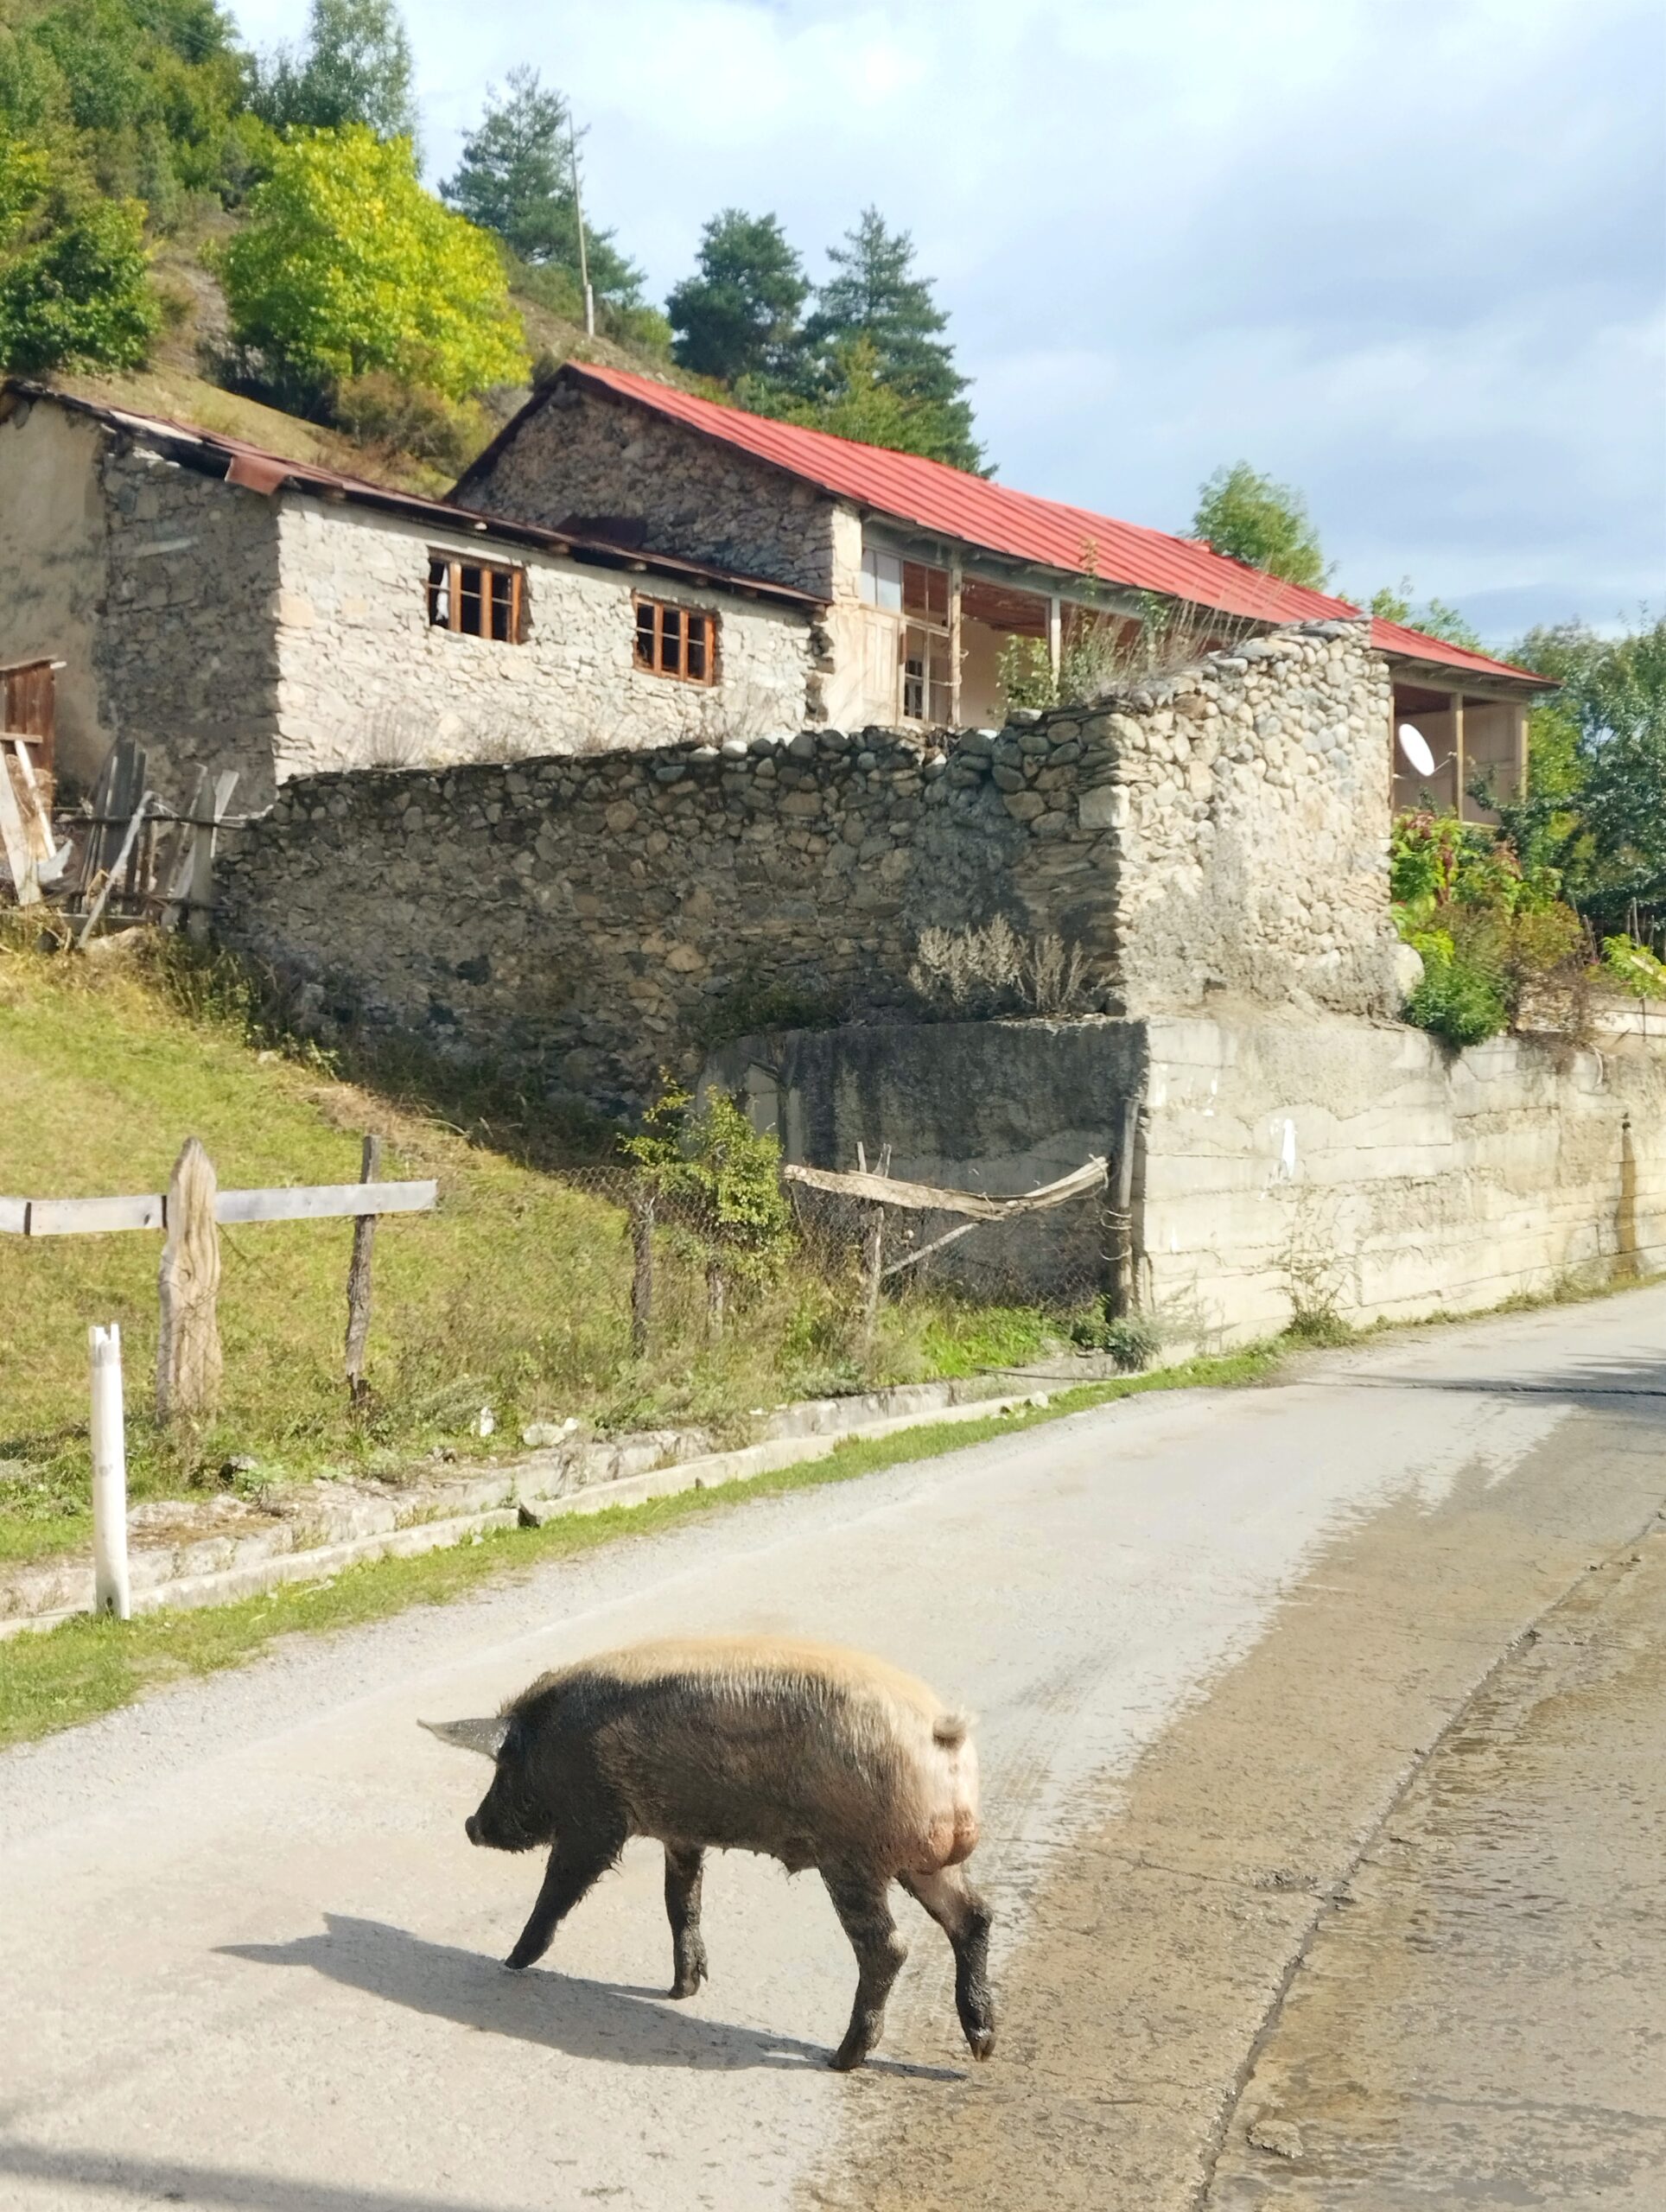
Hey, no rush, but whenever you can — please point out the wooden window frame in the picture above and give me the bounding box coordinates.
[427,554,525,644]
[633,594,719,686]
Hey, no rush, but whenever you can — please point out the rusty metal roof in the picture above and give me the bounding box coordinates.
[538,365,1550,689]
[1,381,822,609]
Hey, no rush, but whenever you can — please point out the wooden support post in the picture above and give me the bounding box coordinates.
[629,1190,655,1356]
[860,1143,892,1342]
[156,1137,222,1425]
[1048,594,1063,685]
[948,558,963,727]
[1452,690,1466,820]
[344,1133,382,1403]
[89,1323,130,1620]
[1107,1097,1140,1319]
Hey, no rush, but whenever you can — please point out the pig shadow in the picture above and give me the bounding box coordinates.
[222,1914,959,2080]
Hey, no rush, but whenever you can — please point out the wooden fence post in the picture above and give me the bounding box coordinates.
[156,1137,222,1424]
[1106,1098,1140,1319]
[89,1323,130,1619]
[345,1133,382,1402]
[860,1143,892,1344]
[629,1189,654,1356]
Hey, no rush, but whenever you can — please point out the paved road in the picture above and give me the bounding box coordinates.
[3,1286,1663,2211]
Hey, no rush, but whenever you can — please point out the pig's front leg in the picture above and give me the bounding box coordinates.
[505,1823,623,1971]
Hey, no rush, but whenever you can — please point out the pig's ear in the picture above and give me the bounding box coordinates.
[419,1715,509,1759]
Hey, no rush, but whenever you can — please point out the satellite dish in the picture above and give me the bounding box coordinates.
[1396,722,1436,777]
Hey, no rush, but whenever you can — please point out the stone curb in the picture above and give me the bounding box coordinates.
[0,1365,1113,1637]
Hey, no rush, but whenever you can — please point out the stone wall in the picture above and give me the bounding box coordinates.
[705,1007,1666,1327]
[97,442,285,806]
[215,618,1404,1115]
[456,378,845,601]
[270,499,817,779]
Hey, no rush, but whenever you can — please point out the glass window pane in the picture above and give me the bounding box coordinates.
[635,604,657,668]
[490,569,512,641]
[686,618,707,680]
[427,559,449,627]
[869,550,902,613]
[662,604,682,673]
[459,565,484,636]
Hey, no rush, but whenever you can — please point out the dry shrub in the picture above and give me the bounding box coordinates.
[910,914,1103,1016]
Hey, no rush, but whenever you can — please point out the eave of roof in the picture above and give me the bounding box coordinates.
[515,363,1550,690]
[0,380,822,611]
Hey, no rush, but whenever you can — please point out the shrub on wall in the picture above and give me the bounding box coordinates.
[1391,810,1587,1047]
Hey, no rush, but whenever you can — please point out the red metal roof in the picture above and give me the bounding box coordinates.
[559,364,1550,687]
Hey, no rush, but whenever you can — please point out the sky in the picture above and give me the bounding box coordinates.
[228,0,1666,647]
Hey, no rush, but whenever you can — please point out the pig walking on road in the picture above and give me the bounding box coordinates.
[422,1634,995,2071]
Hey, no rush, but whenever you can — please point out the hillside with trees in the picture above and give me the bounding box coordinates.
[0,0,986,486]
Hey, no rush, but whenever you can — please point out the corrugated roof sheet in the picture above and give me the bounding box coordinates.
[560,364,1550,688]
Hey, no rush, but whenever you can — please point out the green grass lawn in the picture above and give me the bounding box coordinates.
[0,932,1071,1565]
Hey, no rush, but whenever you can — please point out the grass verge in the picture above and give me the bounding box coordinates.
[0,1343,1281,1751]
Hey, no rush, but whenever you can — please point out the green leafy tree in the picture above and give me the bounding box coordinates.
[3,0,258,215]
[667,207,808,383]
[621,1078,794,1325]
[1192,462,1328,589]
[800,207,981,470]
[219,126,525,407]
[1370,580,1482,651]
[253,0,416,143]
[441,68,641,303]
[0,132,159,370]
[1493,618,1666,939]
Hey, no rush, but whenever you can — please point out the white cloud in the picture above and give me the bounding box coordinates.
[227,0,1666,637]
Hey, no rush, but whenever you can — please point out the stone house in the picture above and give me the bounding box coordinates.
[455,362,1551,818]
[0,381,821,806]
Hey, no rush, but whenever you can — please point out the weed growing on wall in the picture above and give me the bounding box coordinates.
[1391,810,1587,1047]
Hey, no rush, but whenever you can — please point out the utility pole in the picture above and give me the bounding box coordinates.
[569,118,595,338]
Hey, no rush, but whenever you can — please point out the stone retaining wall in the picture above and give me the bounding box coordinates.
[216,619,1404,1114]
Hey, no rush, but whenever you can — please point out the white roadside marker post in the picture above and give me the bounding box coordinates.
[88,1323,131,1620]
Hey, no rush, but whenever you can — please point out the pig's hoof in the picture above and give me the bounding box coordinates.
[828,2040,867,2073]
[669,1967,706,1999]
[968,2027,995,2061]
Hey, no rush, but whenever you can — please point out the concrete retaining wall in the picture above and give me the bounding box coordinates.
[713,1007,1666,1337]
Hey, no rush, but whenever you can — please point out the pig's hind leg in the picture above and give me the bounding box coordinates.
[822,1866,909,2071]
[900,1866,995,2060]
[504,1818,625,1972]
[663,1844,709,1998]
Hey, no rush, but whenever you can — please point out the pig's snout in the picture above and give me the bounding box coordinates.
[465,1813,481,1845]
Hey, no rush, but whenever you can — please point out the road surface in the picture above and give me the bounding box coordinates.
[3,1285,1664,2211]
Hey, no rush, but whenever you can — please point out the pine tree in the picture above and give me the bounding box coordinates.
[441,67,641,302]
[666,207,809,383]
[801,207,981,470]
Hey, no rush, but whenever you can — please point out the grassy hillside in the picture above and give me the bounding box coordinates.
[0,930,1056,1566]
